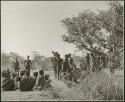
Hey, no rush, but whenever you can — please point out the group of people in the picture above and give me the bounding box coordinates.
[2,55,52,91]
[2,68,51,91]
[84,52,107,72]
[12,56,32,77]
[51,51,78,81]
[51,50,111,82]
[2,49,116,91]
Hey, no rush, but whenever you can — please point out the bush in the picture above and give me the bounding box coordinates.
[76,70,123,100]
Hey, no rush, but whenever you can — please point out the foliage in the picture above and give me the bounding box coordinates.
[61,1,123,71]
[62,9,102,54]
[71,70,123,100]
[1,52,12,71]
[98,1,123,53]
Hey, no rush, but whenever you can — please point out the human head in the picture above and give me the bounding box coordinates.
[45,74,49,80]
[39,69,44,76]
[33,72,38,78]
[110,48,113,52]
[52,51,54,53]
[52,51,55,56]
[65,54,68,58]
[91,53,93,56]
[20,70,26,77]
[87,53,90,57]
[68,53,71,57]
[27,56,30,59]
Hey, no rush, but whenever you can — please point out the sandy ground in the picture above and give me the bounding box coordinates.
[1,69,124,101]
[1,70,71,101]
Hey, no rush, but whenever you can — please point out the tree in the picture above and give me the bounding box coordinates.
[61,1,123,72]
[98,1,123,54]
[97,1,123,73]
[62,9,103,54]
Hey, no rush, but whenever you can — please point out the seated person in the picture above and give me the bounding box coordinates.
[14,70,26,90]
[20,70,26,79]
[31,72,38,90]
[43,74,51,90]
[35,70,45,91]
[2,70,15,91]
[19,71,34,91]
[32,71,38,80]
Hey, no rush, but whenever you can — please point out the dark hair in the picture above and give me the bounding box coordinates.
[68,53,71,56]
[20,70,26,76]
[33,72,38,77]
[39,69,44,75]
[110,48,113,52]
[91,53,93,56]
[65,54,68,58]
[45,74,49,80]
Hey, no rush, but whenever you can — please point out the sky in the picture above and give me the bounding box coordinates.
[1,1,109,58]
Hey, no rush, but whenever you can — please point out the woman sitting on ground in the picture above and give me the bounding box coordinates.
[19,71,35,91]
[14,70,26,90]
[32,71,38,90]
[1,69,15,91]
[35,69,45,91]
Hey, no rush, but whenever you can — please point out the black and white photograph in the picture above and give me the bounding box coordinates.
[1,0,124,101]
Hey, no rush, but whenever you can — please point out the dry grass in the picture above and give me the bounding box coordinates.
[1,69,124,101]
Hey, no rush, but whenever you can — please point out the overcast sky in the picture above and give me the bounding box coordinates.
[1,1,110,58]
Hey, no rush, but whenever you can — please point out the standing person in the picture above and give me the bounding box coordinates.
[107,48,116,74]
[68,53,74,71]
[56,53,63,80]
[62,54,69,73]
[24,56,32,77]
[67,53,74,81]
[12,58,20,75]
[85,53,90,72]
[90,53,96,72]
[99,54,106,70]
[51,51,58,78]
